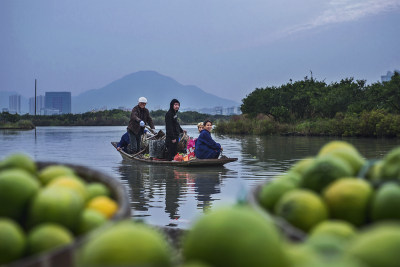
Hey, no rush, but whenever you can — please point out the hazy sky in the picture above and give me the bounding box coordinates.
[1,0,399,102]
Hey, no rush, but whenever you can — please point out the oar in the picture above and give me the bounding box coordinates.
[131,146,148,158]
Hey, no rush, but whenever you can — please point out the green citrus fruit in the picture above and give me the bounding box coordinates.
[280,171,302,185]
[0,218,26,265]
[77,209,107,236]
[0,168,40,220]
[318,141,365,176]
[300,155,353,193]
[181,261,212,267]
[86,196,118,219]
[289,157,315,177]
[318,141,360,156]
[27,223,73,256]
[306,234,348,259]
[275,189,328,233]
[78,219,172,267]
[258,174,299,212]
[285,243,320,267]
[347,223,400,267]
[294,254,366,267]
[86,182,111,200]
[379,147,400,180]
[370,182,400,222]
[182,205,289,267]
[0,153,37,174]
[327,149,365,176]
[29,187,84,232]
[364,160,383,182]
[47,176,87,202]
[310,220,356,241]
[38,165,75,185]
[323,178,372,226]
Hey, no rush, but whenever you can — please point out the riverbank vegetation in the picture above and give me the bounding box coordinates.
[0,119,35,129]
[216,111,400,137]
[215,72,400,137]
[0,109,229,128]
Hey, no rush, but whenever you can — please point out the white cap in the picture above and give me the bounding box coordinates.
[138,97,147,103]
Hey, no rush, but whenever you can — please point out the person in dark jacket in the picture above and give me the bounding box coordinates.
[165,99,186,161]
[116,132,131,153]
[195,120,223,159]
[127,97,155,154]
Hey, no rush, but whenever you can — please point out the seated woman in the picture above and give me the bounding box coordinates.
[194,120,223,159]
[197,122,204,133]
[187,122,205,158]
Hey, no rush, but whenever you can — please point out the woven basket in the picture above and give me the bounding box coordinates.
[9,161,131,267]
[247,182,306,242]
[177,132,189,153]
[149,139,166,159]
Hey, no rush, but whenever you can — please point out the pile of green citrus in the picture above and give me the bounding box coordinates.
[256,141,400,267]
[0,153,121,265]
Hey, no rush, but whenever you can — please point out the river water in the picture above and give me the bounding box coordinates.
[1,126,399,229]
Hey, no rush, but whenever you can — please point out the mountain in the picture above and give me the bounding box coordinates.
[72,71,239,113]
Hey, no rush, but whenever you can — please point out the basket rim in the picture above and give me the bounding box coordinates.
[248,181,307,242]
[8,161,131,267]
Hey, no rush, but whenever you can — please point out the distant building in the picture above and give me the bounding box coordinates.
[222,106,241,115]
[224,107,234,115]
[381,69,400,82]
[91,106,107,112]
[43,108,60,115]
[29,95,45,115]
[9,94,21,114]
[234,106,242,114]
[45,92,71,114]
[179,105,241,115]
[117,106,131,112]
[2,108,9,113]
[214,106,223,115]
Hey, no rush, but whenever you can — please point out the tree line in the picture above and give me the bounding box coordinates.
[241,72,400,122]
[0,109,230,128]
[215,72,400,137]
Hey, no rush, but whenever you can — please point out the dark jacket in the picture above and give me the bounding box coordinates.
[117,132,130,149]
[194,129,222,159]
[128,105,154,135]
[165,99,183,140]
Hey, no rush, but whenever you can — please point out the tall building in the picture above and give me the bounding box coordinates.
[29,95,45,115]
[9,94,21,114]
[214,106,223,115]
[381,69,400,82]
[45,92,71,114]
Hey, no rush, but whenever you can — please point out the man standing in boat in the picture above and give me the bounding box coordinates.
[127,97,155,155]
[165,99,186,161]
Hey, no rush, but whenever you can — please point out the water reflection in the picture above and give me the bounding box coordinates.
[241,136,327,163]
[2,126,400,229]
[117,161,227,227]
[43,128,73,143]
[240,135,400,174]
[1,130,21,136]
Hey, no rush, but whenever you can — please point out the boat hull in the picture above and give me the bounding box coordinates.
[111,142,237,167]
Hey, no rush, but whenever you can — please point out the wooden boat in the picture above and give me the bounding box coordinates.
[111,142,238,167]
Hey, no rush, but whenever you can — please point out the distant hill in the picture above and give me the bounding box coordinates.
[72,71,239,113]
